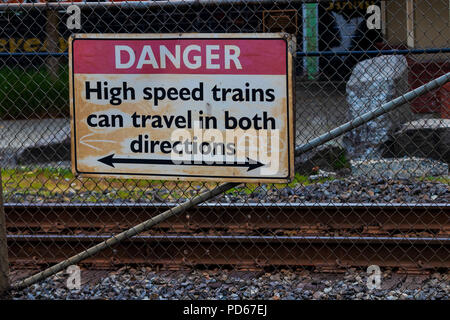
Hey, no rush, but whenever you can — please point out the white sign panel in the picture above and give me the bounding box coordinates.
[70,33,295,182]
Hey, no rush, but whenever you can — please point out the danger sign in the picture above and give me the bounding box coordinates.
[70,33,295,182]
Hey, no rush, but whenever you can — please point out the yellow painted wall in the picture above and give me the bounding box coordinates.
[385,0,449,48]
[386,0,407,46]
[414,0,449,48]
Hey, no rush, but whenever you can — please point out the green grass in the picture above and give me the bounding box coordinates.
[1,168,337,202]
[1,167,221,202]
[419,176,450,185]
[225,172,337,195]
[2,167,448,202]
[0,66,69,119]
[332,152,351,170]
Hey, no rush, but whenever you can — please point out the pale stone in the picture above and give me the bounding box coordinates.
[351,157,448,180]
[344,55,414,159]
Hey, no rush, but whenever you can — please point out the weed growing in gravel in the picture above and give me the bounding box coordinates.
[1,167,223,203]
[2,168,448,203]
[419,176,450,185]
[1,168,325,202]
[227,173,337,196]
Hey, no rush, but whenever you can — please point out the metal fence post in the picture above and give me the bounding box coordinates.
[46,1,60,80]
[0,167,10,297]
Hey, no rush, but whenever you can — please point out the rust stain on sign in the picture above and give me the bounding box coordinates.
[69,33,295,183]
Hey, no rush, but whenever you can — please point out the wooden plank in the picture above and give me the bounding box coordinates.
[406,0,415,48]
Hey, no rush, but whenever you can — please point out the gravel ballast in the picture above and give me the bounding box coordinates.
[4,176,449,204]
[10,268,449,300]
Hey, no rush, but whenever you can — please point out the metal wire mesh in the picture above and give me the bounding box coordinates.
[0,0,449,299]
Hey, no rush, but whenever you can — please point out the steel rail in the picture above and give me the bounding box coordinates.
[8,233,450,269]
[8,234,450,243]
[5,202,450,234]
[5,202,449,208]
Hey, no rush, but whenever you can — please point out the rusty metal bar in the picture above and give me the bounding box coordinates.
[0,167,10,296]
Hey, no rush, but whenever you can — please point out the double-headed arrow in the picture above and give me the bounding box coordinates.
[98,154,264,171]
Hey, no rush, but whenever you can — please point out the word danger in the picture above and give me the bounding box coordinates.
[115,44,242,70]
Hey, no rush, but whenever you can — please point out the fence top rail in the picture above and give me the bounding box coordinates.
[1,48,449,57]
[0,0,318,11]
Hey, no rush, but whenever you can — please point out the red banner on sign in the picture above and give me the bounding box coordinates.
[72,38,287,75]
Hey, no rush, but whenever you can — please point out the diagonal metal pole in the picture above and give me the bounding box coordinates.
[12,182,239,290]
[295,72,450,156]
[11,72,450,290]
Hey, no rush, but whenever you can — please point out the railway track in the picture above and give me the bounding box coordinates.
[5,202,450,234]
[5,202,450,271]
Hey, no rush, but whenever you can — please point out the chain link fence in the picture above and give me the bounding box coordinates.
[0,0,449,299]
